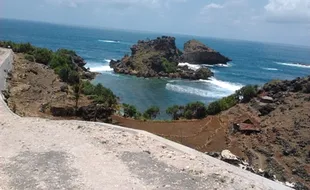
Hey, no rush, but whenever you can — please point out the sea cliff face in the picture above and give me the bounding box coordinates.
[180,40,231,65]
[110,36,226,80]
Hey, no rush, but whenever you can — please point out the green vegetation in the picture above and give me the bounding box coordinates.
[166,105,183,120]
[161,58,177,73]
[24,54,35,62]
[143,106,160,120]
[0,41,81,85]
[33,48,53,65]
[206,94,238,115]
[236,85,258,103]
[166,85,258,120]
[123,103,139,118]
[166,101,207,120]
[121,104,160,120]
[81,81,117,108]
[73,84,81,109]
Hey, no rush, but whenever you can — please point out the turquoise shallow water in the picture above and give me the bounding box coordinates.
[1,19,310,119]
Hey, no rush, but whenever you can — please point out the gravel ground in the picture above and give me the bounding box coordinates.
[0,48,290,190]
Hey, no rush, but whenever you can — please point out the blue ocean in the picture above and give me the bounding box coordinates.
[1,19,310,118]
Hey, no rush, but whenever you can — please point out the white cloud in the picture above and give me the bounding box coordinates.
[204,3,224,9]
[45,0,185,8]
[265,0,310,23]
[200,3,224,15]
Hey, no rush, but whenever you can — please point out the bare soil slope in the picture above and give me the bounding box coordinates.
[5,53,90,118]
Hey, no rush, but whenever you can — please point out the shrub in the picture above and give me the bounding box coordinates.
[166,105,183,120]
[49,54,72,70]
[123,103,139,118]
[166,102,207,120]
[18,43,35,53]
[33,48,53,65]
[58,67,70,82]
[56,49,77,57]
[161,58,177,73]
[68,70,80,85]
[237,85,257,102]
[81,81,95,95]
[143,106,160,120]
[184,110,193,119]
[218,94,238,110]
[184,101,207,119]
[206,101,221,115]
[87,83,118,107]
[24,54,35,62]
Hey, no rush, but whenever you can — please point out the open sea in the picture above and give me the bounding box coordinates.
[1,19,310,119]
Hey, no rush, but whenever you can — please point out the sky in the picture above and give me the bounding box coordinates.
[1,0,310,46]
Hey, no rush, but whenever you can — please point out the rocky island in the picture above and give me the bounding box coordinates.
[110,36,230,80]
[180,40,231,64]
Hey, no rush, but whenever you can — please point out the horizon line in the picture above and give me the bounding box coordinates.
[1,17,310,49]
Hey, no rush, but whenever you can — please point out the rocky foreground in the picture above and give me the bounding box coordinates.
[110,36,230,79]
[218,76,310,189]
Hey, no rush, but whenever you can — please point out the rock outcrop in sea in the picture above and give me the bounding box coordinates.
[180,40,231,65]
[109,36,229,80]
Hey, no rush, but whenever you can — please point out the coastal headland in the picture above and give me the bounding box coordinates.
[1,37,310,189]
[0,47,292,189]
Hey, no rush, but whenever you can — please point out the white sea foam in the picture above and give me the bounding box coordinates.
[87,59,114,73]
[178,62,201,71]
[275,62,310,69]
[98,39,120,43]
[166,77,243,98]
[203,63,232,68]
[166,84,222,98]
[199,77,243,92]
[89,65,113,72]
[262,67,278,71]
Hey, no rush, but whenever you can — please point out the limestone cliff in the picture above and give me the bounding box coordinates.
[179,40,231,65]
[110,36,214,80]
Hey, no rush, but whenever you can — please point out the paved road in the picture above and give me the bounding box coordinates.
[0,48,290,190]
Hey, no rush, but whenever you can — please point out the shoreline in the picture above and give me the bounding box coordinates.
[0,48,290,190]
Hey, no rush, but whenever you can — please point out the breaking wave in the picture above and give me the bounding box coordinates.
[275,62,310,69]
[166,84,221,98]
[166,77,243,98]
[204,63,232,68]
[98,39,120,43]
[98,39,132,45]
[89,65,113,72]
[178,62,201,71]
[199,77,243,92]
[262,67,278,71]
[87,59,114,72]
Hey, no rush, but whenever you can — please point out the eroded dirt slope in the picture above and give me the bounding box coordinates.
[5,53,90,117]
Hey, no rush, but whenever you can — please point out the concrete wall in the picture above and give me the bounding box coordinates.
[0,48,13,91]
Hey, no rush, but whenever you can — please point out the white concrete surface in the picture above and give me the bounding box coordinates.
[0,48,290,190]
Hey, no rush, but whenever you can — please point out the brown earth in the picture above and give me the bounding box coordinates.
[5,53,91,118]
[113,92,310,188]
[5,53,310,188]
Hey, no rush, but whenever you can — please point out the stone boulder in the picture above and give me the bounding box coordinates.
[180,40,231,65]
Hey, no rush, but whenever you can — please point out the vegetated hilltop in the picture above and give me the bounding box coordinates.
[0,41,118,122]
[110,36,230,79]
